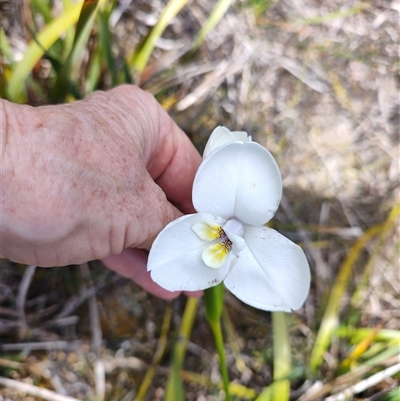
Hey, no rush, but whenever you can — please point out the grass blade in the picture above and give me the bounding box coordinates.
[97,9,119,86]
[351,204,400,309]
[30,0,53,24]
[293,4,370,26]
[325,363,400,401]
[135,304,172,401]
[0,28,13,63]
[310,205,400,373]
[193,0,234,49]
[309,224,384,373]
[7,1,85,102]
[338,323,383,372]
[85,41,102,93]
[52,0,105,102]
[165,297,199,401]
[129,0,189,73]
[337,327,400,343]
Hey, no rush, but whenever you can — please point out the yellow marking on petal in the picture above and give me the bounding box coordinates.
[202,241,231,269]
[192,221,224,242]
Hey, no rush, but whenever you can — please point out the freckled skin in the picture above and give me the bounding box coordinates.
[1,85,202,299]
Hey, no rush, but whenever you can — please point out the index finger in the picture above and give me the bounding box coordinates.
[111,85,202,214]
[150,116,201,214]
[133,87,201,213]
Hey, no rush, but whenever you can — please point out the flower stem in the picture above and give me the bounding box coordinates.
[204,284,231,401]
[271,311,291,400]
[209,318,231,400]
[254,312,291,401]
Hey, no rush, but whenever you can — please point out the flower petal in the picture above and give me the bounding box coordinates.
[224,226,310,311]
[148,213,232,291]
[223,218,246,254]
[193,142,283,226]
[202,242,231,268]
[192,219,223,241]
[203,126,250,158]
[231,235,246,255]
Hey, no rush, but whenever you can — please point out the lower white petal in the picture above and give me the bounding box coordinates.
[148,213,231,291]
[224,226,310,311]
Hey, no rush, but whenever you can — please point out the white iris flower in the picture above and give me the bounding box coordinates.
[148,127,310,311]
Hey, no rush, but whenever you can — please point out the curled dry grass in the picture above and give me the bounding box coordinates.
[1,0,399,400]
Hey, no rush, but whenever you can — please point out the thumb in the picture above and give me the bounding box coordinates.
[132,172,184,250]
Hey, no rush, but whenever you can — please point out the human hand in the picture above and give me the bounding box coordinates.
[1,85,202,299]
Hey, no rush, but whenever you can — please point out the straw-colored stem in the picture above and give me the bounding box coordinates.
[255,312,291,401]
[165,297,199,401]
[272,312,291,400]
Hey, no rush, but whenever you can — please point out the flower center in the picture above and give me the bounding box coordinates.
[192,218,246,269]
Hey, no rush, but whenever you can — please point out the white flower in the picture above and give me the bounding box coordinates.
[148,127,310,311]
[203,126,251,158]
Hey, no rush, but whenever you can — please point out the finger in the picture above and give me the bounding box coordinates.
[108,85,201,214]
[102,248,180,300]
[102,249,203,299]
[141,92,202,214]
[100,86,201,247]
[184,289,203,298]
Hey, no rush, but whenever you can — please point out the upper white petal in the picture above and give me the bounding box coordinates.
[224,226,310,311]
[203,126,250,158]
[148,213,231,291]
[193,142,283,226]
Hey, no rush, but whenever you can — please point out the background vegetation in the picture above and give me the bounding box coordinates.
[1,0,399,400]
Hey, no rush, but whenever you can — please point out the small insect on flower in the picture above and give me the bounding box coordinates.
[148,127,310,312]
